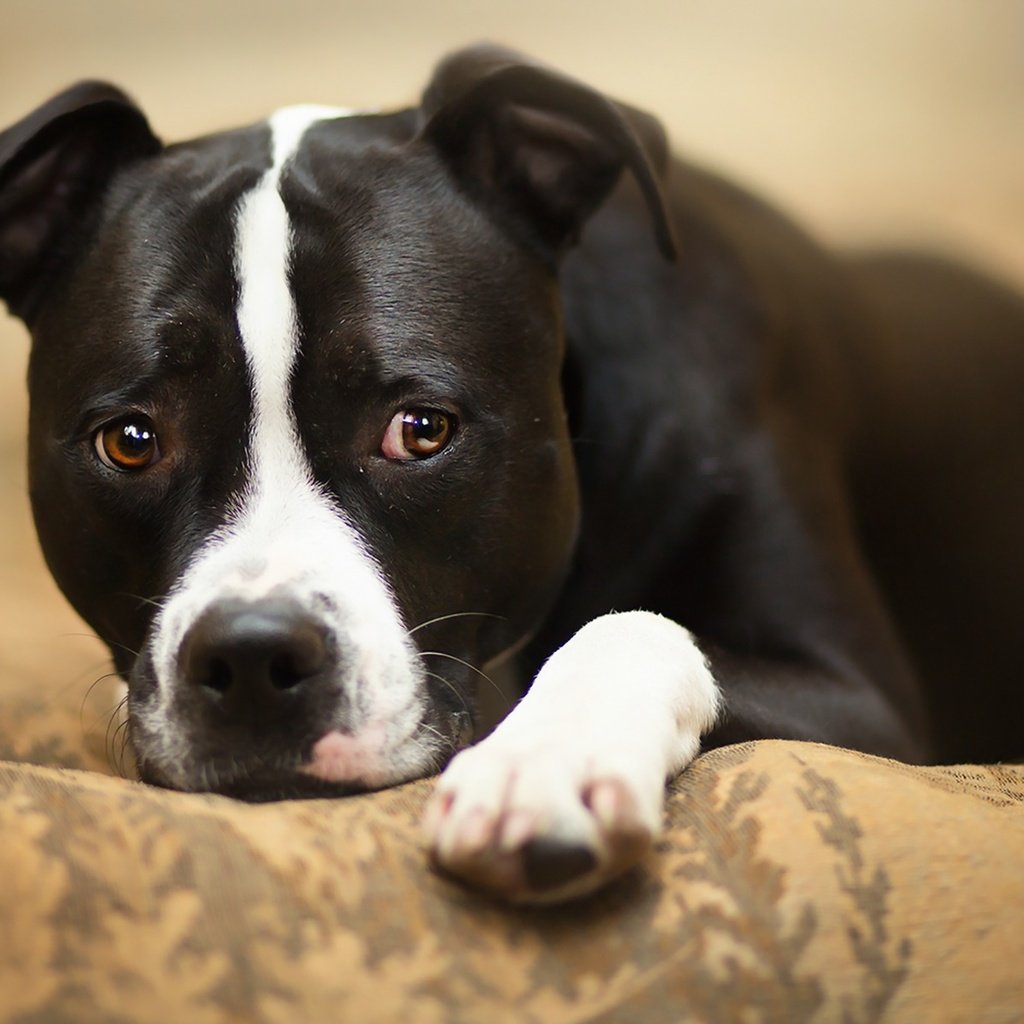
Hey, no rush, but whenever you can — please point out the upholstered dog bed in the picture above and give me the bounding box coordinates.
[1,671,1022,1023]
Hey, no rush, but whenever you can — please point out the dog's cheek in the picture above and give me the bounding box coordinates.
[493,436,581,635]
[27,454,153,661]
[445,433,581,661]
[387,425,579,662]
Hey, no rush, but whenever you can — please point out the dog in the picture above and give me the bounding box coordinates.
[2,44,1022,903]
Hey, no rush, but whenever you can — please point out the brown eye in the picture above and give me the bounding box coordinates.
[94,416,161,472]
[381,408,456,461]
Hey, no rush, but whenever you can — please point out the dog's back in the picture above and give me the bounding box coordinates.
[845,253,1024,762]
[553,157,1024,765]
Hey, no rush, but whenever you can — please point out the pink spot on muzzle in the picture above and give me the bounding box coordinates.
[300,728,387,785]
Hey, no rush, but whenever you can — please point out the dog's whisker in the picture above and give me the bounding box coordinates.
[421,669,473,718]
[59,630,140,662]
[116,592,168,612]
[103,698,121,761]
[58,631,109,645]
[419,651,504,700]
[79,669,124,723]
[407,611,505,636]
[110,710,133,779]
[415,721,455,768]
[80,671,128,770]
[92,685,126,738]
[107,639,141,659]
[417,721,447,744]
[113,723,130,776]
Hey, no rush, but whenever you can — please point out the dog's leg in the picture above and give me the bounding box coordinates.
[424,611,720,903]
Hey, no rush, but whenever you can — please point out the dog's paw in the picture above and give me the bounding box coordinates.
[423,736,662,904]
[424,612,717,903]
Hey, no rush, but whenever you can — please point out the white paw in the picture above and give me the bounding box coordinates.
[424,611,719,903]
[424,733,663,904]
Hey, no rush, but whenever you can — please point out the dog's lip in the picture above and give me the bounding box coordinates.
[202,773,373,802]
[137,754,379,802]
[135,711,451,801]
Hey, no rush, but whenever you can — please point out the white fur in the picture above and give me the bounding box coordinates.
[133,108,720,902]
[426,611,721,902]
[139,106,436,787]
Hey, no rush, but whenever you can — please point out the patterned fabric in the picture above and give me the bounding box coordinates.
[1,675,1022,1023]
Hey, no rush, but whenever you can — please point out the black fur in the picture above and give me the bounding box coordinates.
[2,46,1022,794]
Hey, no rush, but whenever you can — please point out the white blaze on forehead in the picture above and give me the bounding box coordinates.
[139,105,433,784]
[235,104,351,487]
[228,102,410,664]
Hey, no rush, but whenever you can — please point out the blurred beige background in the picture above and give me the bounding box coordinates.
[1,1,1022,716]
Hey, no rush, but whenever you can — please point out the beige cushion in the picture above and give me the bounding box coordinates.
[1,672,1022,1023]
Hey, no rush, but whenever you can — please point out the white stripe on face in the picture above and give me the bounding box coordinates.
[139,107,435,787]
[236,105,351,472]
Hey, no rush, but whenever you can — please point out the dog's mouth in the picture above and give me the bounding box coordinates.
[138,761,375,802]
[133,732,455,801]
[116,572,487,800]
[127,674,472,802]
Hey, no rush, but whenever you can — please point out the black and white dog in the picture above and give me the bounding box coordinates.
[2,45,1022,902]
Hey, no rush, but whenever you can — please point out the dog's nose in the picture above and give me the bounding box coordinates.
[180,597,331,720]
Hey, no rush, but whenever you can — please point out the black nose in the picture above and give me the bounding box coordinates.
[180,597,332,722]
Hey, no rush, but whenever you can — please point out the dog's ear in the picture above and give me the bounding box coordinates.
[0,81,161,322]
[420,44,677,261]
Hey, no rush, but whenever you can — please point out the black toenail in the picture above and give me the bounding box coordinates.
[522,838,598,891]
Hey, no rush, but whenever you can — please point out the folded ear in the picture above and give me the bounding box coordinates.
[0,81,161,322]
[420,44,677,261]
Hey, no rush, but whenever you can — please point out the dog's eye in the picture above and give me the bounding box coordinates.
[94,416,161,472]
[381,408,456,461]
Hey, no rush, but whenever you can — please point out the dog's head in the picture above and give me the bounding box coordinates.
[0,45,673,798]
